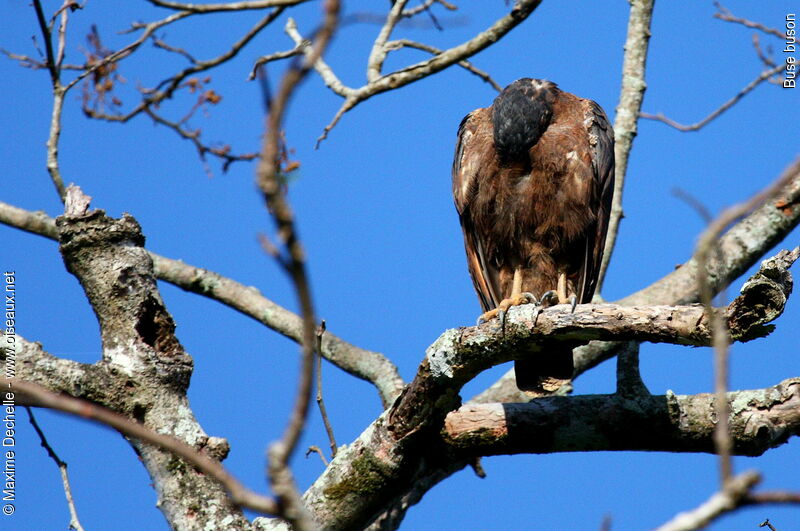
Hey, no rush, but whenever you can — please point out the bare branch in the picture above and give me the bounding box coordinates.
[752,34,777,68]
[31,0,69,202]
[256,1,340,527]
[9,379,281,515]
[747,491,800,505]
[625,157,800,307]
[63,11,195,93]
[596,0,655,293]
[305,445,329,466]
[713,2,787,40]
[0,48,83,71]
[152,37,196,63]
[367,0,410,82]
[640,62,787,132]
[84,8,284,124]
[146,0,310,13]
[250,45,308,81]
[401,0,457,18]
[655,471,761,531]
[142,105,259,173]
[315,321,338,458]
[26,407,85,531]
[299,0,544,144]
[32,0,59,84]
[385,39,502,91]
[690,158,800,485]
[283,17,351,98]
[300,375,800,529]
[445,380,800,457]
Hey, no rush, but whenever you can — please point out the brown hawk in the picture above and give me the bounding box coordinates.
[452,78,615,392]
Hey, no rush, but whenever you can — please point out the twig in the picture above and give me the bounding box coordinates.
[32,0,58,84]
[367,0,410,82]
[257,1,340,528]
[674,186,733,481]
[32,0,68,202]
[8,379,282,515]
[0,49,83,70]
[401,0,457,18]
[341,12,469,30]
[385,39,502,91]
[285,0,544,145]
[305,445,329,466]
[249,45,309,80]
[146,0,309,13]
[759,519,777,531]
[142,106,259,173]
[595,0,655,293]
[64,11,195,93]
[713,2,787,39]
[152,37,196,63]
[654,470,761,531]
[747,491,800,505]
[752,34,776,68]
[639,62,787,132]
[315,320,337,458]
[84,8,284,123]
[0,199,405,407]
[26,407,85,531]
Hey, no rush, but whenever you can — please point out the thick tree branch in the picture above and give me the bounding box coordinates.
[51,186,250,529]
[443,379,800,456]
[0,199,404,407]
[277,250,796,529]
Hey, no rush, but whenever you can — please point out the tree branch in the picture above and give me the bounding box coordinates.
[146,0,310,12]
[292,0,544,144]
[639,63,787,132]
[25,407,86,531]
[713,2,787,40]
[444,380,800,456]
[256,1,340,528]
[655,471,761,531]
[50,186,250,529]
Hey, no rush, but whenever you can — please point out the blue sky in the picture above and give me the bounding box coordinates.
[1,1,798,529]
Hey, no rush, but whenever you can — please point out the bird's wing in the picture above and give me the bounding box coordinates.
[452,110,501,312]
[577,99,615,303]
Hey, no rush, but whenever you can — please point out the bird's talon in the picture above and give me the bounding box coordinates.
[540,290,559,307]
[569,295,578,313]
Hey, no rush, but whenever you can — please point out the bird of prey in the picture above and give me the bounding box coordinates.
[452,78,614,393]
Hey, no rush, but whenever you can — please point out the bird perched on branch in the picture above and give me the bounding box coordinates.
[452,78,614,393]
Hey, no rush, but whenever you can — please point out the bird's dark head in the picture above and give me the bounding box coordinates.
[492,78,558,163]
